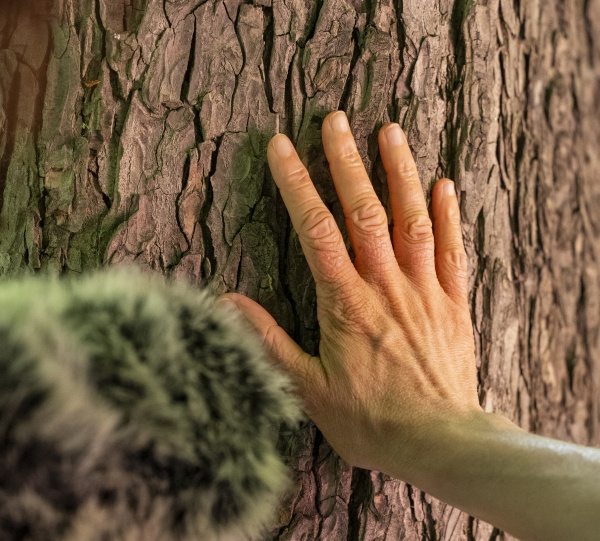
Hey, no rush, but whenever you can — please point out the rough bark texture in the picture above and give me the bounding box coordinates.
[1,0,599,539]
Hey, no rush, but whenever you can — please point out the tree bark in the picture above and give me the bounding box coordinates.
[1,0,599,539]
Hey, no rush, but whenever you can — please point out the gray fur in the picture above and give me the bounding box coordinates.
[0,268,301,541]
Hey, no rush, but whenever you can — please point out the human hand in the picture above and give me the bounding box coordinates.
[217,111,482,479]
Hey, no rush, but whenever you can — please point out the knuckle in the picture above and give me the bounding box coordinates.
[443,202,461,224]
[437,249,469,300]
[263,324,287,362]
[263,324,282,357]
[285,165,311,185]
[401,209,434,245]
[395,159,419,181]
[350,197,388,234]
[326,288,378,333]
[318,264,358,299]
[335,144,363,164]
[300,207,340,247]
[438,247,469,276]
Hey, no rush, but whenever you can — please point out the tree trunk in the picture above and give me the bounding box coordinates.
[1,0,599,539]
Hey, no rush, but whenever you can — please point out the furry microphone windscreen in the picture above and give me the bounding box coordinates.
[0,269,302,541]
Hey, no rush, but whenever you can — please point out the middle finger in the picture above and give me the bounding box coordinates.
[321,111,399,288]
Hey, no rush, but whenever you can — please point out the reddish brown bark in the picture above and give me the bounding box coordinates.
[1,1,599,538]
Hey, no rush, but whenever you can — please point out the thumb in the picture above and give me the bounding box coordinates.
[215,293,325,399]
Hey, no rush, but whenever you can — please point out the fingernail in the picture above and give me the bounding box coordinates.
[384,123,405,147]
[330,111,350,132]
[443,181,455,196]
[271,134,294,158]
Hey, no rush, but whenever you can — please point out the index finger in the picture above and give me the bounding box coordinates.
[267,133,360,292]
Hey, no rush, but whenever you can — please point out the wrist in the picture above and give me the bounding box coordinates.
[386,408,521,486]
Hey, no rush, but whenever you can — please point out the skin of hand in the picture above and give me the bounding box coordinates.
[216,111,600,541]
[216,110,482,476]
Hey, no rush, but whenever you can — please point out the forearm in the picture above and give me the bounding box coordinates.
[394,411,600,541]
